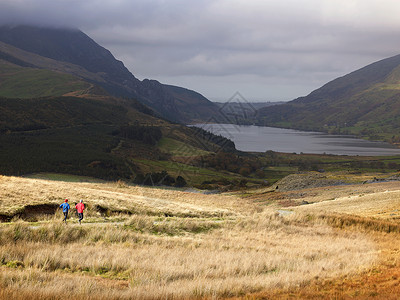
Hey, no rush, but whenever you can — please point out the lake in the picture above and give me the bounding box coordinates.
[194,124,400,156]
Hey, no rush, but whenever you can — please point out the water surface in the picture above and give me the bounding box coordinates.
[195,124,400,156]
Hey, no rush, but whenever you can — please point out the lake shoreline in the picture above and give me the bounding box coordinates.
[191,124,400,156]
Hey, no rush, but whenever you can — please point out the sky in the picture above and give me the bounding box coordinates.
[1,0,400,102]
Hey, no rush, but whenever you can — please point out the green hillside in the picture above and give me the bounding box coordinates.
[0,94,239,185]
[257,54,400,144]
[0,61,91,98]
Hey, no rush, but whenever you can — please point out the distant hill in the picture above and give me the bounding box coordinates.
[0,25,219,123]
[257,54,400,143]
[214,101,286,110]
[163,84,219,122]
[214,101,286,124]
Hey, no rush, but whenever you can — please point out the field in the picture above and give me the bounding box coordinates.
[0,174,399,299]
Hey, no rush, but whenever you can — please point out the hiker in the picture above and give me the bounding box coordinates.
[75,199,85,224]
[73,202,79,218]
[59,199,70,223]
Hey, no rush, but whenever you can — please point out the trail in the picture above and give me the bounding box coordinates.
[25,220,126,229]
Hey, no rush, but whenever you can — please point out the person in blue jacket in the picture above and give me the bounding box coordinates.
[59,199,70,223]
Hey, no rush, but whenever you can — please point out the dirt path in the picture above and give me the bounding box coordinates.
[25,220,126,229]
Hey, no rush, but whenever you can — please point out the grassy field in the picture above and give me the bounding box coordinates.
[0,173,399,299]
[131,158,259,188]
[157,137,210,157]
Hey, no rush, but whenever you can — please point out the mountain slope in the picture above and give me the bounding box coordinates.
[0,60,93,98]
[0,94,235,181]
[162,84,219,122]
[297,54,400,104]
[0,25,219,123]
[257,54,400,142]
[0,25,240,184]
[0,26,136,88]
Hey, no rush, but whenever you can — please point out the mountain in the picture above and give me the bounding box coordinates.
[163,84,219,121]
[0,25,239,183]
[0,25,219,123]
[256,54,400,143]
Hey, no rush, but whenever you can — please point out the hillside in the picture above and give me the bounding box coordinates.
[0,25,219,123]
[0,25,243,184]
[0,93,237,183]
[0,173,399,298]
[257,54,400,143]
[162,84,219,122]
[0,60,94,98]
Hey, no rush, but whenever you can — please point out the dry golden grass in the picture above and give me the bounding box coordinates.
[0,175,246,218]
[232,178,400,300]
[241,230,400,300]
[294,186,400,220]
[0,214,377,299]
[0,175,398,299]
[247,179,400,207]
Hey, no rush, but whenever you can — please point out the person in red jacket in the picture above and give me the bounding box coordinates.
[75,199,85,224]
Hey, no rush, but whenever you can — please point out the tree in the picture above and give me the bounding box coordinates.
[175,176,187,187]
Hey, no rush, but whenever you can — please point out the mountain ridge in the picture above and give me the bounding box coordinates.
[297,54,400,104]
[257,53,400,143]
[0,25,219,123]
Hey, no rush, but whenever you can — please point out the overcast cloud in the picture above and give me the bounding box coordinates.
[1,0,400,101]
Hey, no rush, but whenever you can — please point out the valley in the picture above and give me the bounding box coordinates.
[0,24,399,299]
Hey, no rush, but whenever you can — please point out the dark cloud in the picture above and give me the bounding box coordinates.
[1,0,400,101]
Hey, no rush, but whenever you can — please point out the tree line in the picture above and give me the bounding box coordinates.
[113,123,162,145]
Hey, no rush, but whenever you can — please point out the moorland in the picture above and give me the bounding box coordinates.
[0,170,399,299]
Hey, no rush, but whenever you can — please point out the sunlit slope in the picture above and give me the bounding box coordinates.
[257,54,400,142]
[295,183,400,219]
[0,175,239,218]
[0,175,378,299]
